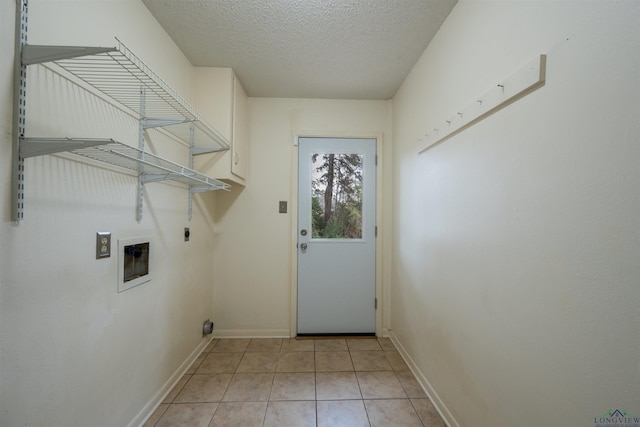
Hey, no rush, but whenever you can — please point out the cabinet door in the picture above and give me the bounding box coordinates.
[231,76,248,180]
[193,68,247,186]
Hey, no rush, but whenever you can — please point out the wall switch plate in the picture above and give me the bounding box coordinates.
[279,201,287,213]
[96,232,111,259]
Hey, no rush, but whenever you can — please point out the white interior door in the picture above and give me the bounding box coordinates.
[297,137,376,335]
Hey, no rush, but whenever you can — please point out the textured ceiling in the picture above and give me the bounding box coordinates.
[142,0,457,100]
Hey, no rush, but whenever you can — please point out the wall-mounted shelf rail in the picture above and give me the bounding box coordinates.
[12,0,231,222]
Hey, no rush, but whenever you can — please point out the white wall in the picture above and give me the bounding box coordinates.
[211,98,393,337]
[391,1,640,426]
[1,1,217,426]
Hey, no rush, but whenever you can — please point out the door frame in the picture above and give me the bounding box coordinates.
[289,130,385,337]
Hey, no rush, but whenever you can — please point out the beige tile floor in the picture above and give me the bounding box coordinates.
[144,338,446,427]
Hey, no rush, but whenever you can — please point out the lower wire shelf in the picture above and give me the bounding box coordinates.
[16,137,228,220]
[20,137,230,192]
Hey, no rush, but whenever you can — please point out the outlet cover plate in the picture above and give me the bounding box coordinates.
[96,232,111,259]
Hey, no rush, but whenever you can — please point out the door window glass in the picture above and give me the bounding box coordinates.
[311,153,363,239]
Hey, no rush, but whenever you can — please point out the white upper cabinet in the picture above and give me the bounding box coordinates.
[193,68,249,186]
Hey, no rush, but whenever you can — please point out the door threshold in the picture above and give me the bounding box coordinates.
[296,333,376,340]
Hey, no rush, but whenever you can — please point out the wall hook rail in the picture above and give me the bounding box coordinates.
[417,54,547,154]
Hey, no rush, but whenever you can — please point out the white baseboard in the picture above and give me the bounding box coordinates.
[128,336,213,427]
[214,329,389,339]
[213,329,291,338]
[389,331,460,427]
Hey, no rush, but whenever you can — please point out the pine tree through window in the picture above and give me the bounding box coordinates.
[311,153,363,239]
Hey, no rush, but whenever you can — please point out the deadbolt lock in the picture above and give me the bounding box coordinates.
[300,229,307,236]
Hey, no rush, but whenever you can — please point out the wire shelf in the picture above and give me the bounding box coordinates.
[15,32,232,221]
[22,138,230,192]
[32,39,229,153]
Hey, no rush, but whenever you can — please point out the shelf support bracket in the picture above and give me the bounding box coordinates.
[19,137,114,158]
[191,146,227,155]
[22,44,116,65]
[142,117,192,129]
[188,122,195,221]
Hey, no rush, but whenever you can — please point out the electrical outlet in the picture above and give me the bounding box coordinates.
[96,232,111,259]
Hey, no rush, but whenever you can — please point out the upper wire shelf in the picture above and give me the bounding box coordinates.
[22,39,230,153]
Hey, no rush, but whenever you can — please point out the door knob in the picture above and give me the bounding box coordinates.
[300,243,308,251]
